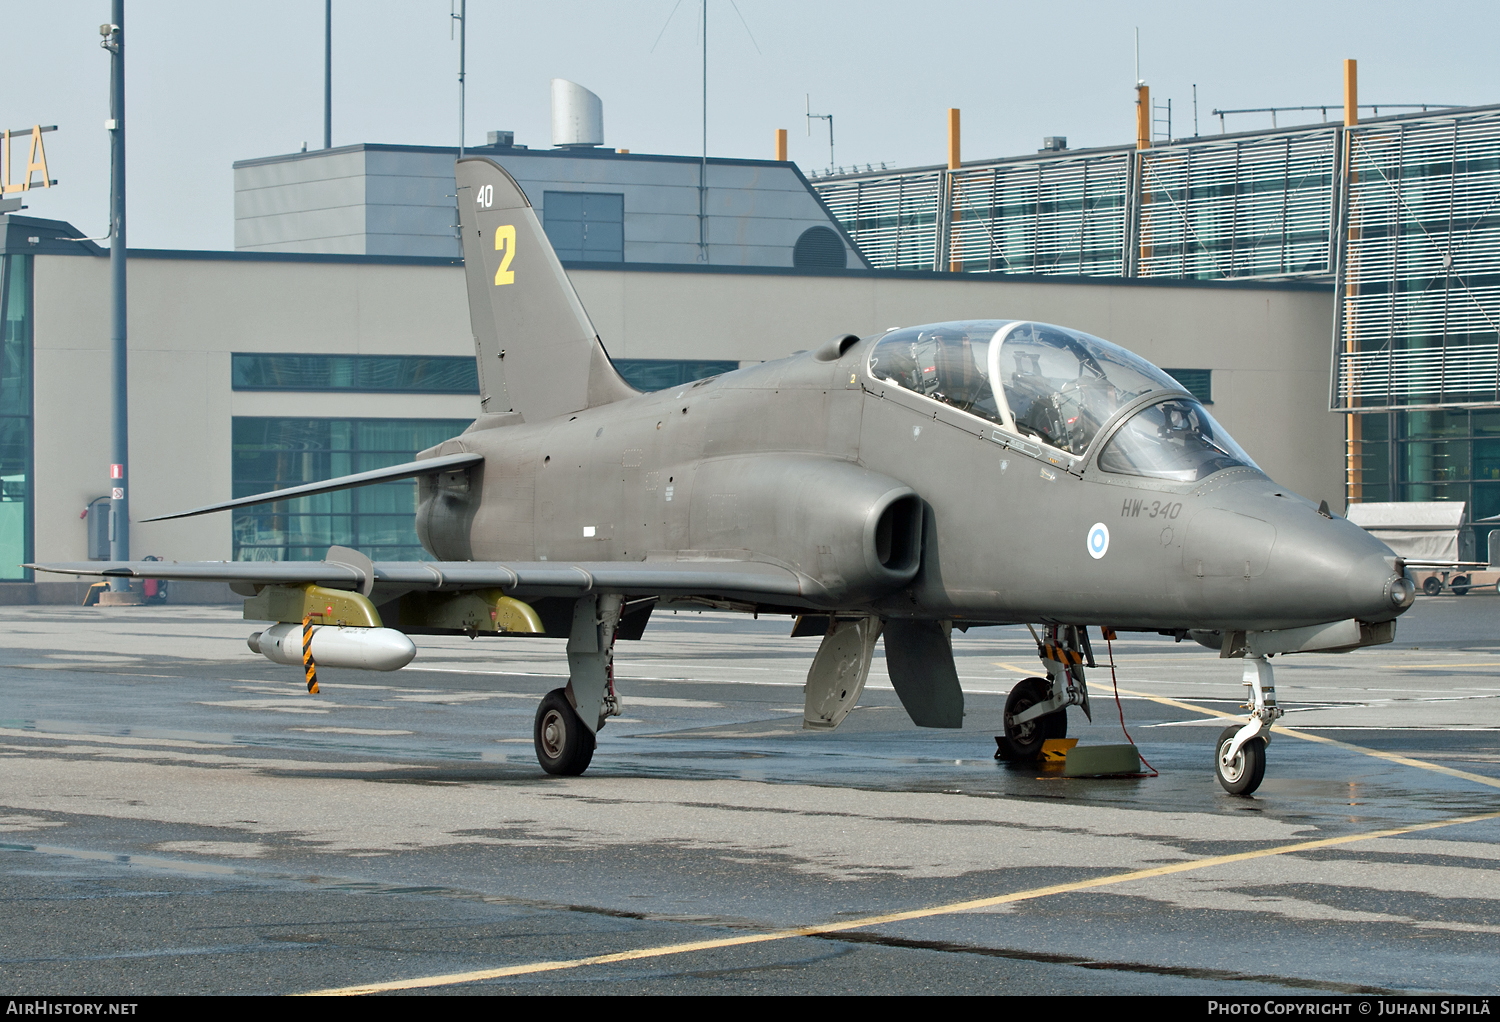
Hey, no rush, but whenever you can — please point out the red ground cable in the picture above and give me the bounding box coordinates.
[1104,632,1158,777]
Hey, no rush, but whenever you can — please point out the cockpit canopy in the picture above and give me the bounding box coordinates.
[867,319,1259,481]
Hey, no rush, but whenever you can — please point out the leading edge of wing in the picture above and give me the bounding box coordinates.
[26,558,812,602]
[140,452,484,522]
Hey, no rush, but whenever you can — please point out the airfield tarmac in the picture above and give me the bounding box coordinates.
[1,597,1498,996]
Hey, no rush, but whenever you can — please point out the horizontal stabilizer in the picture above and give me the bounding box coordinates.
[142,452,483,522]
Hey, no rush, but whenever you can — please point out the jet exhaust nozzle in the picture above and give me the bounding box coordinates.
[251,622,416,672]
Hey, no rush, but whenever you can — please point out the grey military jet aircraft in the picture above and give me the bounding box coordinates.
[34,158,1416,795]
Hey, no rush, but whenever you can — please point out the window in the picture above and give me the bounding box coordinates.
[1162,368,1212,404]
[0,256,31,581]
[232,354,479,393]
[612,359,738,392]
[793,226,847,269]
[544,191,624,262]
[1350,409,1500,540]
[232,418,471,562]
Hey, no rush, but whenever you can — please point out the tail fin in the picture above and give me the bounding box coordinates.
[455,157,636,422]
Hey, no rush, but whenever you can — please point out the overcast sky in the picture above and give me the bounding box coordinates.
[5,0,1494,250]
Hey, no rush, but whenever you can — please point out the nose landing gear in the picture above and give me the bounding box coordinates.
[1214,653,1282,796]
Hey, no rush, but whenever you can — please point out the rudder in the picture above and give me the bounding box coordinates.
[455,157,635,423]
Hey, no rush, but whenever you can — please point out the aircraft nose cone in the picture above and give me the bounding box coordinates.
[1265,506,1412,625]
[1186,481,1413,630]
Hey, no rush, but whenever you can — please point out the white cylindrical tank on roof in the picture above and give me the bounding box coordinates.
[551,79,604,148]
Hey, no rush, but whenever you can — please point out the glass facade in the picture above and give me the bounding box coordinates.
[612,359,738,392]
[1352,408,1500,526]
[1162,368,1212,404]
[232,353,479,393]
[232,418,470,562]
[0,255,31,580]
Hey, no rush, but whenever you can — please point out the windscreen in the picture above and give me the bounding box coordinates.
[996,323,1183,456]
[1096,398,1259,482]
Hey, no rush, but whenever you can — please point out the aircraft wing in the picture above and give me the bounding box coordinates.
[28,557,816,604]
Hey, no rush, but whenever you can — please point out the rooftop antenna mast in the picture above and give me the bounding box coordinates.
[452,0,466,157]
[699,0,707,261]
[806,94,833,172]
[324,0,332,148]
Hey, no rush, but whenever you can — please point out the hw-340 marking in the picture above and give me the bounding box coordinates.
[1121,499,1183,519]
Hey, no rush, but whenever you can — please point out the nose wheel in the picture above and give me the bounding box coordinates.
[1215,725,1266,795]
[534,688,595,776]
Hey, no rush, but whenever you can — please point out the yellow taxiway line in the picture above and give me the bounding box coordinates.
[302,673,1500,995]
[1110,686,1500,792]
[304,805,1500,995]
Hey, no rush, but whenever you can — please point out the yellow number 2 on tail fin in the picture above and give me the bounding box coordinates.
[494,224,516,286]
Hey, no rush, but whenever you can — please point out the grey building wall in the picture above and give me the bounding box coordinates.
[25,250,1336,601]
[233,145,865,269]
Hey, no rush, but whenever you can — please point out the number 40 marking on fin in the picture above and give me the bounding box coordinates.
[494,225,516,286]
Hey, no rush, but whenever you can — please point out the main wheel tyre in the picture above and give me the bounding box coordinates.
[1214,725,1266,796]
[1000,677,1065,761]
[534,688,596,776]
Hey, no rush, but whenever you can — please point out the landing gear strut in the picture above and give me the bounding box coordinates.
[533,594,623,776]
[999,625,1092,761]
[1214,653,1282,796]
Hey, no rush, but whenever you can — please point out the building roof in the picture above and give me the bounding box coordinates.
[233,142,796,173]
[0,215,105,257]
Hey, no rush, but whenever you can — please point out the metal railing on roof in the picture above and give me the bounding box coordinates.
[810,104,1500,417]
[948,152,1130,276]
[813,130,1343,283]
[1332,106,1500,412]
[1136,127,1337,280]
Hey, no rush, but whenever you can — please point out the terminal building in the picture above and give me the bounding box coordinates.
[1,82,1494,601]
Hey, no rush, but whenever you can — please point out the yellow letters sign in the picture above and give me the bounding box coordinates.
[3,125,57,195]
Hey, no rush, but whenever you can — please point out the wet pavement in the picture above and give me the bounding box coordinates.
[1,596,1497,995]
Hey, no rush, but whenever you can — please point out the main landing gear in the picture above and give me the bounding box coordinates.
[533,594,623,776]
[998,625,1093,761]
[1213,653,1282,796]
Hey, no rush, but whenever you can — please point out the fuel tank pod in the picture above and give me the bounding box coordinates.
[248,623,416,672]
